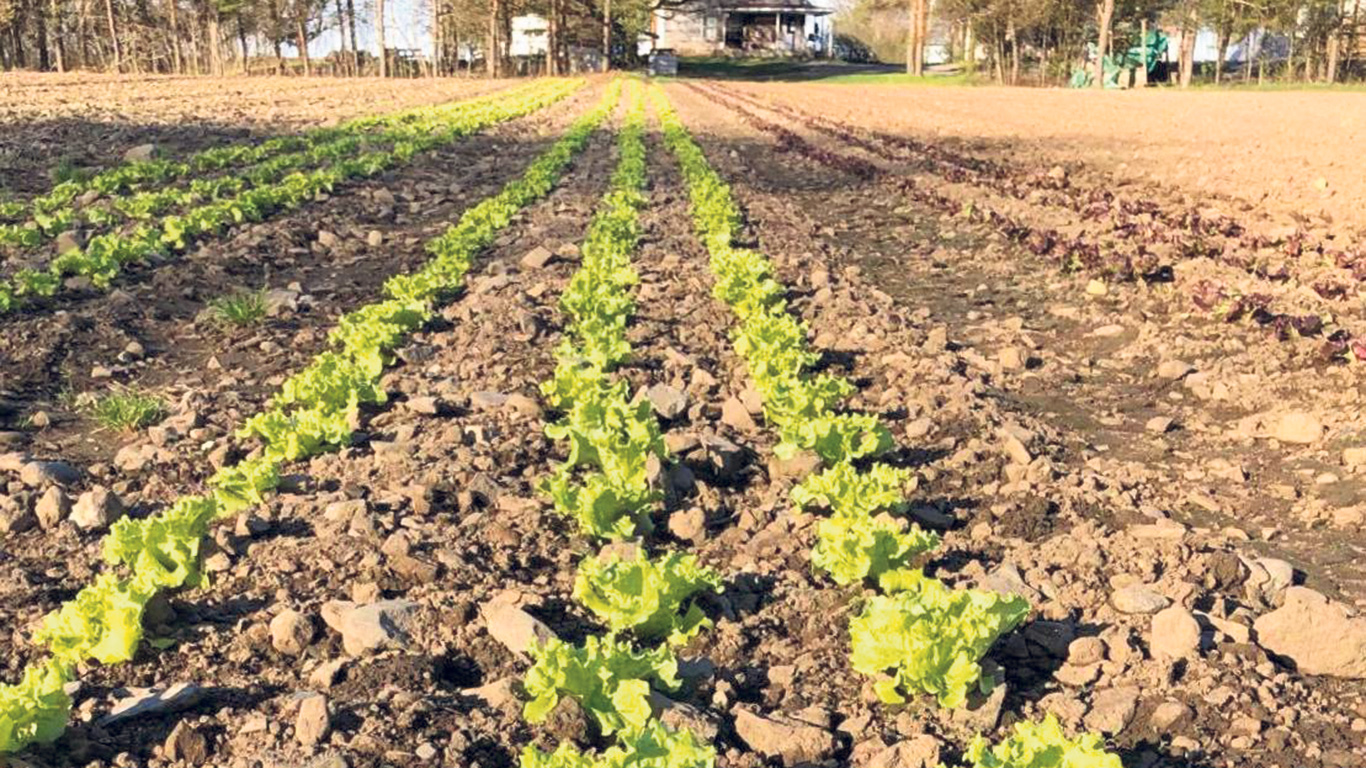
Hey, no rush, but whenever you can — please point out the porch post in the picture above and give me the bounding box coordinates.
[776,12,782,49]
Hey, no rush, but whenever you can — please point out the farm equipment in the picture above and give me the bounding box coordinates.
[1070,28,1168,88]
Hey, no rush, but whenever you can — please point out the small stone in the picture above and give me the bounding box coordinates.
[1111,584,1170,614]
[339,600,418,656]
[481,595,556,655]
[366,230,384,247]
[732,708,837,767]
[1255,557,1295,593]
[55,231,83,254]
[1150,606,1201,659]
[415,742,439,761]
[870,735,942,768]
[1157,360,1195,379]
[1146,416,1174,434]
[1085,279,1108,296]
[645,384,689,420]
[295,693,331,747]
[668,507,706,542]
[1054,663,1101,687]
[269,609,316,656]
[520,246,555,269]
[19,460,80,487]
[100,683,204,725]
[308,659,347,689]
[1148,701,1190,733]
[34,486,70,529]
[0,500,36,534]
[463,678,518,711]
[1343,447,1366,468]
[1271,411,1323,444]
[163,720,210,765]
[720,397,757,431]
[123,143,157,162]
[1083,687,1139,734]
[317,230,340,249]
[1067,636,1107,666]
[71,486,126,531]
[997,347,1024,371]
[1254,587,1366,678]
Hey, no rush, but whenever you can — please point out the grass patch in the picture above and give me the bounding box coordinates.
[84,387,165,432]
[51,157,90,186]
[208,288,269,327]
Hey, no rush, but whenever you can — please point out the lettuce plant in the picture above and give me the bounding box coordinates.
[34,573,157,667]
[849,569,1029,708]
[574,550,722,644]
[523,635,679,738]
[964,715,1122,768]
[0,661,72,753]
[520,721,715,768]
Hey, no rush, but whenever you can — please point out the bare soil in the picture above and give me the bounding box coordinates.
[0,74,513,196]
[721,81,1366,239]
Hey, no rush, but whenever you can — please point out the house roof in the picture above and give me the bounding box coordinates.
[716,0,834,14]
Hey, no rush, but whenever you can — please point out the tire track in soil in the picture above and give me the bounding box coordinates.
[678,80,1366,605]
[0,85,604,468]
[664,82,1366,768]
[5,91,627,768]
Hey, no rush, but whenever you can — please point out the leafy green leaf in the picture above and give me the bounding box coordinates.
[849,569,1029,708]
[574,549,723,643]
[523,635,679,738]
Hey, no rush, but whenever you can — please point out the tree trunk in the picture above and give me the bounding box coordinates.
[207,6,221,74]
[487,0,497,77]
[1327,26,1340,82]
[103,0,120,71]
[237,13,248,73]
[905,0,919,74]
[167,0,180,72]
[547,0,556,75]
[963,18,973,73]
[1214,28,1228,83]
[333,0,346,73]
[51,0,67,71]
[601,0,609,71]
[1007,16,1018,85]
[293,10,308,75]
[1178,8,1197,87]
[430,0,440,75]
[1094,0,1114,88]
[37,0,51,70]
[345,0,358,73]
[1244,27,1255,81]
[376,0,386,76]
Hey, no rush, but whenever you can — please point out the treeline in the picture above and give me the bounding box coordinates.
[0,0,659,74]
[839,0,1364,84]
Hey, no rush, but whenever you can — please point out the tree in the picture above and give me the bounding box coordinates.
[375,0,385,75]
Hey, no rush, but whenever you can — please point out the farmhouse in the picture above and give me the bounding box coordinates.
[649,0,835,56]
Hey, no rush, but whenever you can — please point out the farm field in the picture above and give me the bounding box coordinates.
[0,72,1365,768]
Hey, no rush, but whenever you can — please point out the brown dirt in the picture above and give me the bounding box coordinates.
[0,74,515,196]
[719,81,1366,240]
[2,74,1366,768]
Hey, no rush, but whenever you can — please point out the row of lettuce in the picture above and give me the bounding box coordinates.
[0,79,578,318]
[654,86,1125,768]
[514,79,722,768]
[0,78,611,756]
[0,80,526,245]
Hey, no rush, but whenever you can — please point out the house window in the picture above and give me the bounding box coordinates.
[704,14,719,41]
